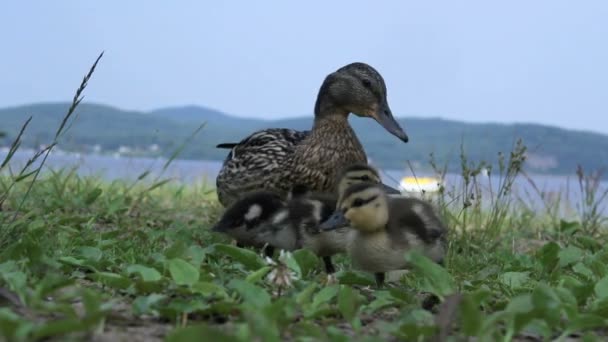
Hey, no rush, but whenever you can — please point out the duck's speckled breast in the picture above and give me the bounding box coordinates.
[289,117,367,193]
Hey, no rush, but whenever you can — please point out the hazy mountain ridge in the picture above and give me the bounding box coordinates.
[2,102,608,176]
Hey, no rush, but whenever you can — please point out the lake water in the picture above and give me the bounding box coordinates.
[2,150,607,217]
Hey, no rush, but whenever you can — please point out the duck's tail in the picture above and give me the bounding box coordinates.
[216,143,238,149]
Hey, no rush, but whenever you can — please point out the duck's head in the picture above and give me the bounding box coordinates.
[315,62,408,143]
[211,191,285,232]
[320,182,389,233]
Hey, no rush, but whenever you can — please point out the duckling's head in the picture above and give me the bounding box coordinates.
[336,163,382,198]
[321,182,389,233]
[211,191,285,233]
[315,62,408,143]
[336,163,401,198]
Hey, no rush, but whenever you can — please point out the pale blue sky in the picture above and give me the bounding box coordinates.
[1,1,607,133]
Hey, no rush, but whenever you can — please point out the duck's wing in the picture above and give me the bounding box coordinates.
[216,128,310,206]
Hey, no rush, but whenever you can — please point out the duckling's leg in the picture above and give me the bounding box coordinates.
[322,257,338,285]
[374,272,385,288]
[264,245,275,258]
[322,257,335,274]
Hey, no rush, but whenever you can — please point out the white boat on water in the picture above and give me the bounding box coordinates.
[399,176,443,194]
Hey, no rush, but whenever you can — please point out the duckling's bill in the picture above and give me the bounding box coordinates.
[319,211,349,231]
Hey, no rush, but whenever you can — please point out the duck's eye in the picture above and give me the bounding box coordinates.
[352,198,364,207]
[361,79,372,88]
[360,175,370,181]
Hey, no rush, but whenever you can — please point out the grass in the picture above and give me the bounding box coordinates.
[1,55,608,342]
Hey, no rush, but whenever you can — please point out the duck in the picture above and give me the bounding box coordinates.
[215,62,409,208]
[319,182,448,287]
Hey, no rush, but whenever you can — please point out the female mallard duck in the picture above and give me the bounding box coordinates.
[215,62,408,208]
[319,182,448,287]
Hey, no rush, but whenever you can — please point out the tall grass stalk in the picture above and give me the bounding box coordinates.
[0,52,104,226]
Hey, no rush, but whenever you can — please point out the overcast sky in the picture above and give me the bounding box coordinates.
[1,1,607,133]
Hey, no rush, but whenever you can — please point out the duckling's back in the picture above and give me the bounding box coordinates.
[387,197,448,263]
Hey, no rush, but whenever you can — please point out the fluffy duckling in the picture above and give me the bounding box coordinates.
[254,163,393,275]
[210,190,285,257]
[320,182,447,287]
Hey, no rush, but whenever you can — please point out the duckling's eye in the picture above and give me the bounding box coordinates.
[361,79,372,88]
[360,175,370,181]
[352,198,364,207]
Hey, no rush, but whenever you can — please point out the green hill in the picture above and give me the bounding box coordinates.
[2,102,608,176]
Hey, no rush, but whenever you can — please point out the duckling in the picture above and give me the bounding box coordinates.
[210,190,285,257]
[254,163,392,276]
[215,62,408,208]
[319,182,447,287]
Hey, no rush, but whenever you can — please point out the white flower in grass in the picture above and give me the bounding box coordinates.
[266,250,298,289]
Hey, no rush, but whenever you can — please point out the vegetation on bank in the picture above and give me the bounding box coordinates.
[1,53,608,341]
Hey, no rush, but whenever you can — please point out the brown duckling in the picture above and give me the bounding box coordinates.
[215,62,408,208]
[320,182,448,287]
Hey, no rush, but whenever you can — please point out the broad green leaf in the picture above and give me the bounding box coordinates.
[291,321,327,340]
[78,246,102,263]
[132,294,166,316]
[57,256,86,267]
[500,272,530,290]
[505,294,533,314]
[191,282,228,298]
[31,318,86,340]
[90,272,132,289]
[245,266,272,283]
[126,264,162,282]
[292,249,319,276]
[337,285,360,324]
[460,293,483,336]
[536,242,560,273]
[311,285,339,309]
[573,262,594,280]
[594,276,608,300]
[404,251,455,298]
[186,245,207,268]
[213,244,265,270]
[558,220,580,234]
[168,258,199,286]
[84,187,102,205]
[566,313,607,333]
[228,279,270,308]
[165,324,240,342]
[295,282,318,306]
[336,270,376,287]
[164,240,188,259]
[558,246,584,268]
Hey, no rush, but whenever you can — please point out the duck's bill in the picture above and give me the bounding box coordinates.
[382,183,401,195]
[319,211,349,231]
[375,101,408,143]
